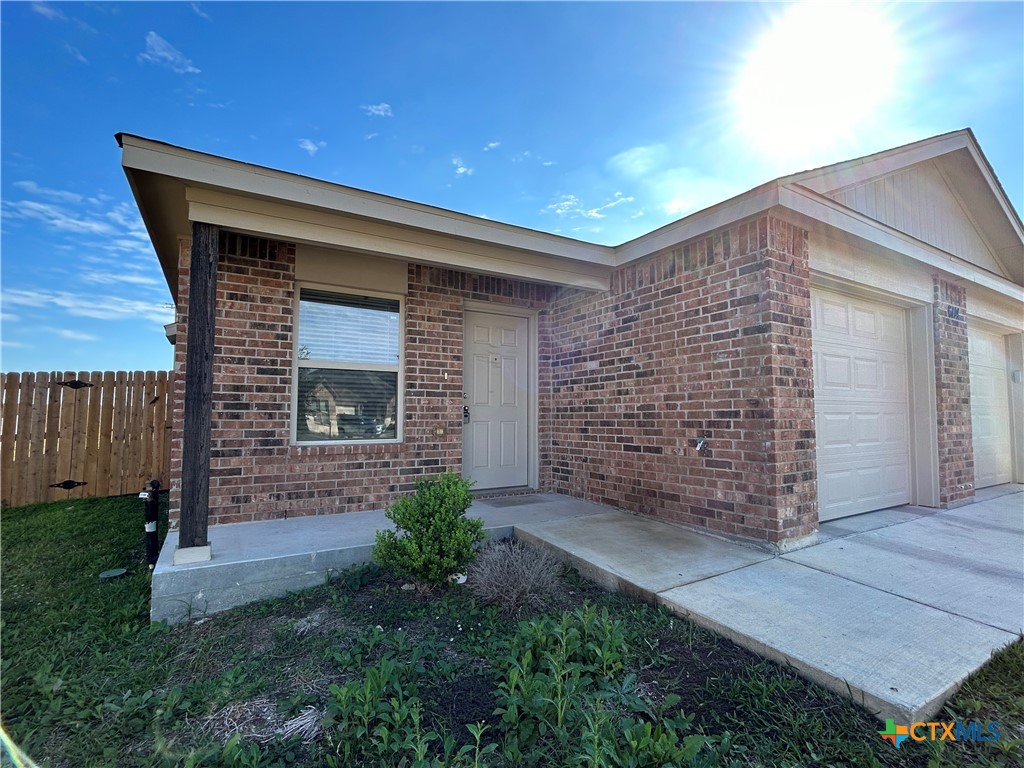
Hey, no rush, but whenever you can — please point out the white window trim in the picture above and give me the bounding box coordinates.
[291,280,405,446]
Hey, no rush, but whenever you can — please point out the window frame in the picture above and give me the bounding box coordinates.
[291,282,405,446]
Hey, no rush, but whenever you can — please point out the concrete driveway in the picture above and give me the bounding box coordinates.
[517,489,1024,722]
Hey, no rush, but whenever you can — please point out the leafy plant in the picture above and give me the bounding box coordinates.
[372,472,484,590]
[493,605,727,767]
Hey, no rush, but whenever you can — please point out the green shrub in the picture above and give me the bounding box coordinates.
[372,471,484,590]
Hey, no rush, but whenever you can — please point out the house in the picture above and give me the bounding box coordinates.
[118,129,1023,568]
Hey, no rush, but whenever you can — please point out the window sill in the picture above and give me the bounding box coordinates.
[289,439,403,454]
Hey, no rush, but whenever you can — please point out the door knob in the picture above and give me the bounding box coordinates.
[463,405,470,422]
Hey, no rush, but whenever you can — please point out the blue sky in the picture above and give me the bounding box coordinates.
[2,1,1022,373]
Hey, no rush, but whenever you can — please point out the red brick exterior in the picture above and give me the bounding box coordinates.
[546,215,817,543]
[932,278,975,507]
[168,234,551,527]
[170,219,818,542]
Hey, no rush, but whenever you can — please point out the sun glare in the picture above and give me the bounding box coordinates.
[733,2,903,162]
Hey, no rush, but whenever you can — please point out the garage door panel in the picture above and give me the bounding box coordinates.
[814,296,906,352]
[813,289,912,521]
[817,406,906,451]
[818,459,912,520]
[969,328,1012,489]
[814,350,907,402]
[818,296,852,336]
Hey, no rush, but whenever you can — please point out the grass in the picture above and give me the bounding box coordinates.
[0,496,1020,767]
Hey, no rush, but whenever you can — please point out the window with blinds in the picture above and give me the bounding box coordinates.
[294,289,401,443]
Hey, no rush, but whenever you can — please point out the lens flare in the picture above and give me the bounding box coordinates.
[733,2,903,160]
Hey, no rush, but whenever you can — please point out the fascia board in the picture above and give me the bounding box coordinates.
[786,132,971,193]
[780,184,1024,302]
[187,197,611,291]
[612,184,781,265]
[120,136,615,267]
[963,140,1024,243]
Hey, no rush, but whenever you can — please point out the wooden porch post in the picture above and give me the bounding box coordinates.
[177,221,219,556]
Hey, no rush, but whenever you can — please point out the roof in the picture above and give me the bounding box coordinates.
[118,130,1023,299]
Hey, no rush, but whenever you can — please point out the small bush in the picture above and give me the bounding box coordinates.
[372,471,484,590]
[468,539,561,615]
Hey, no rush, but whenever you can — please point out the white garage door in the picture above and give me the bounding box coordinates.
[812,290,912,521]
[969,328,1012,489]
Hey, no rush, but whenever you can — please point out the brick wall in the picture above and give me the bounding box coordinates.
[168,233,550,527]
[547,215,817,544]
[932,278,975,507]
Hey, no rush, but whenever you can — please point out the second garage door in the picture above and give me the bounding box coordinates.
[812,289,912,521]
[968,327,1013,489]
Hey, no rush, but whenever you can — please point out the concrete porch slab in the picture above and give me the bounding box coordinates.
[515,512,771,598]
[151,493,608,624]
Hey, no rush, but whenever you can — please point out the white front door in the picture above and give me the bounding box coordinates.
[969,327,1013,489]
[463,310,531,490]
[812,289,913,521]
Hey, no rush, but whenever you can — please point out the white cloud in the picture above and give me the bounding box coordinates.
[63,43,88,64]
[483,141,501,151]
[4,187,154,265]
[82,271,161,287]
[0,340,28,349]
[365,132,379,140]
[57,329,98,341]
[0,313,19,323]
[544,194,582,216]
[607,145,668,178]
[607,144,742,222]
[3,289,174,325]
[298,138,326,156]
[543,191,634,220]
[31,2,66,21]
[452,157,474,177]
[191,2,210,19]
[362,103,393,117]
[138,32,201,74]
[512,150,556,166]
[13,181,84,204]
[654,172,741,218]
[30,1,96,31]
[3,200,114,235]
[105,202,151,242]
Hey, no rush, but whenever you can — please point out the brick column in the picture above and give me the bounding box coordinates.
[167,237,192,530]
[757,218,818,541]
[933,278,974,507]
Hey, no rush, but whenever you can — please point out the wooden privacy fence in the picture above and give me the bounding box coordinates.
[0,371,172,508]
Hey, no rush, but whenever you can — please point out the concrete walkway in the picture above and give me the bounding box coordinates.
[152,488,1023,722]
[518,488,1023,723]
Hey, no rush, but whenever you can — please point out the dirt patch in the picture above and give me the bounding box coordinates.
[637,632,768,726]
[421,672,498,742]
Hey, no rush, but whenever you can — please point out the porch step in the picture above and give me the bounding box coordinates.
[150,494,608,624]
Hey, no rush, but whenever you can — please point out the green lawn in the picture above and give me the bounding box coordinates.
[1,496,1021,767]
